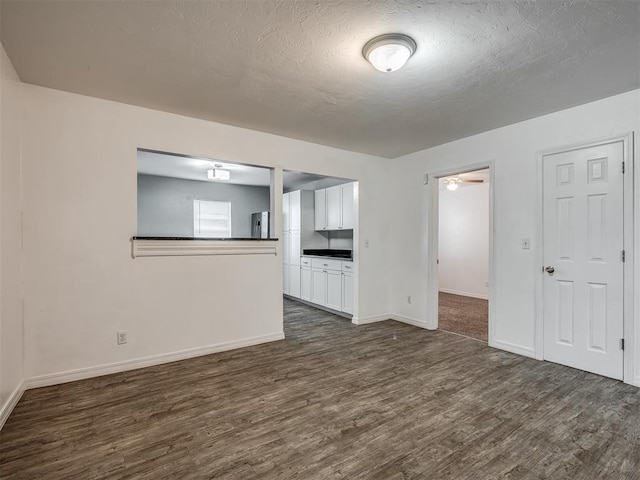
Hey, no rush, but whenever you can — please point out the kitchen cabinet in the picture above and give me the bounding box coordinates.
[326,269,342,311]
[283,191,327,299]
[314,182,355,231]
[326,186,342,230]
[314,189,326,231]
[341,261,354,314]
[311,267,326,305]
[301,265,311,301]
[289,265,301,298]
[341,183,354,229]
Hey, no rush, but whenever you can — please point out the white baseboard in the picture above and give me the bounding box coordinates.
[490,338,536,359]
[0,381,25,431]
[389,313,433,330]
[439,288,488,300]
[25,332,285,390]
[352,314,391,325]
[631,376,640,388]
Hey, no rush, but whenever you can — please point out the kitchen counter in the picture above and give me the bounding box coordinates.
[302,249,352,260]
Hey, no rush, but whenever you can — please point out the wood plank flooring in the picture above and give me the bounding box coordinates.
[439,292,488,342]
[2,298,639,479]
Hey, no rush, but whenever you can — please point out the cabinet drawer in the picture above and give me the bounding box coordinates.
[341,261,353,272]
[300,256,312,267]
[311,258,342,271]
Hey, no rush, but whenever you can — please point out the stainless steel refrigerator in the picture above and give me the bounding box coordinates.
[251,212,270,239]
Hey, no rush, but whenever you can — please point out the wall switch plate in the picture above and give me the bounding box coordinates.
[365,239,370,248]
[522,238,531,249]
[407,296,412,304]
[117,331,128,345]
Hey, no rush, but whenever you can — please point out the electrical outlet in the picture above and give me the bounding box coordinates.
[407,296,412,304]
[365,239,370,248]
[117,331,128,345]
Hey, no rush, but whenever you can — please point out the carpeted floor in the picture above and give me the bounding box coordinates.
[438,292,488,342]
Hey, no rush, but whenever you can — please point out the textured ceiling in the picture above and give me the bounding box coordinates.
[1,1,638,158]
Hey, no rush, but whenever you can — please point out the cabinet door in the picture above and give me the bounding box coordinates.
[289,231,300,265]
[282,232,290,266]
[289,265,301,298]
[326,186,342,230]
[315,189,327,231]
[283,262,290,295]
[311,268,326,306]
[326,269,342,311]
[282,192,290,232]
[301,267,311,301]
[341,272,354,314]
[289,190,301,231]
[341,182,354,229]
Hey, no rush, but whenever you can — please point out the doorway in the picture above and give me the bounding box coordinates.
[437,169,490,342]
[538,136,633,381]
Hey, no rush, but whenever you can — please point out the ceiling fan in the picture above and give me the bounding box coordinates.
[443,177,484,191]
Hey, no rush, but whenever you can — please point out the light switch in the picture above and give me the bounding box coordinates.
[522,238,531,250]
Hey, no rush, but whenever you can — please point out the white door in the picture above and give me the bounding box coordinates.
[283,262,290,295]
[326,269,342,311]
[543,141,625,380]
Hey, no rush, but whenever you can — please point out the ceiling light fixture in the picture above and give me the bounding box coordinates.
[363,34,417,73]
[446,178,459,191]
[208,164,230,181]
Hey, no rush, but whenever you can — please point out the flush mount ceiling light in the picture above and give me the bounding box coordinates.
[207,164,230,181]
[445,178,459,191]
[363,34,417,73]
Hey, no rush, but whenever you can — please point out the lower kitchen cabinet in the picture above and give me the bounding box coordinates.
[304,257,354,315]
[311,267,326,305]
[289,265,301,298]
[326,269,342,311]
[341,270,353,314]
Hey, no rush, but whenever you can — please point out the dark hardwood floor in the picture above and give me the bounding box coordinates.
[2,298,639,479]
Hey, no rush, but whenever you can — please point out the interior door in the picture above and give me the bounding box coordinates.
[543,141,624,380]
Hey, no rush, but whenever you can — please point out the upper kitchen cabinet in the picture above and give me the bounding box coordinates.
[315,182,355,231]
[314,189,326,231]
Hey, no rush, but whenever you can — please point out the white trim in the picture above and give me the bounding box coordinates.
[438,288,488,300]
[352,313,390,325]
[390,313,432,330]
[24,332,284,389]
[427,161,496,342]
[0,381,25,431]
[534,132,635,385]
[491,339,536,359]
[132,239,278,258]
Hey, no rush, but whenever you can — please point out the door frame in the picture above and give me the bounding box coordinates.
[535,132,635,385]
[426,160,496,346]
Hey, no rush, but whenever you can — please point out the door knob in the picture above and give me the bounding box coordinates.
[545,266,555,274]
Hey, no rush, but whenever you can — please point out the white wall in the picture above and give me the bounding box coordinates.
[438,182,489,299]
[389,89,640,384]
[137,174,270,238]
[20,84,391,382]
[0,44,24,423]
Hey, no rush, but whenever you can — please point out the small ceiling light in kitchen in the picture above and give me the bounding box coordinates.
[363,34,417,73]
[446,178,459,191]
[207,164,230,181]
